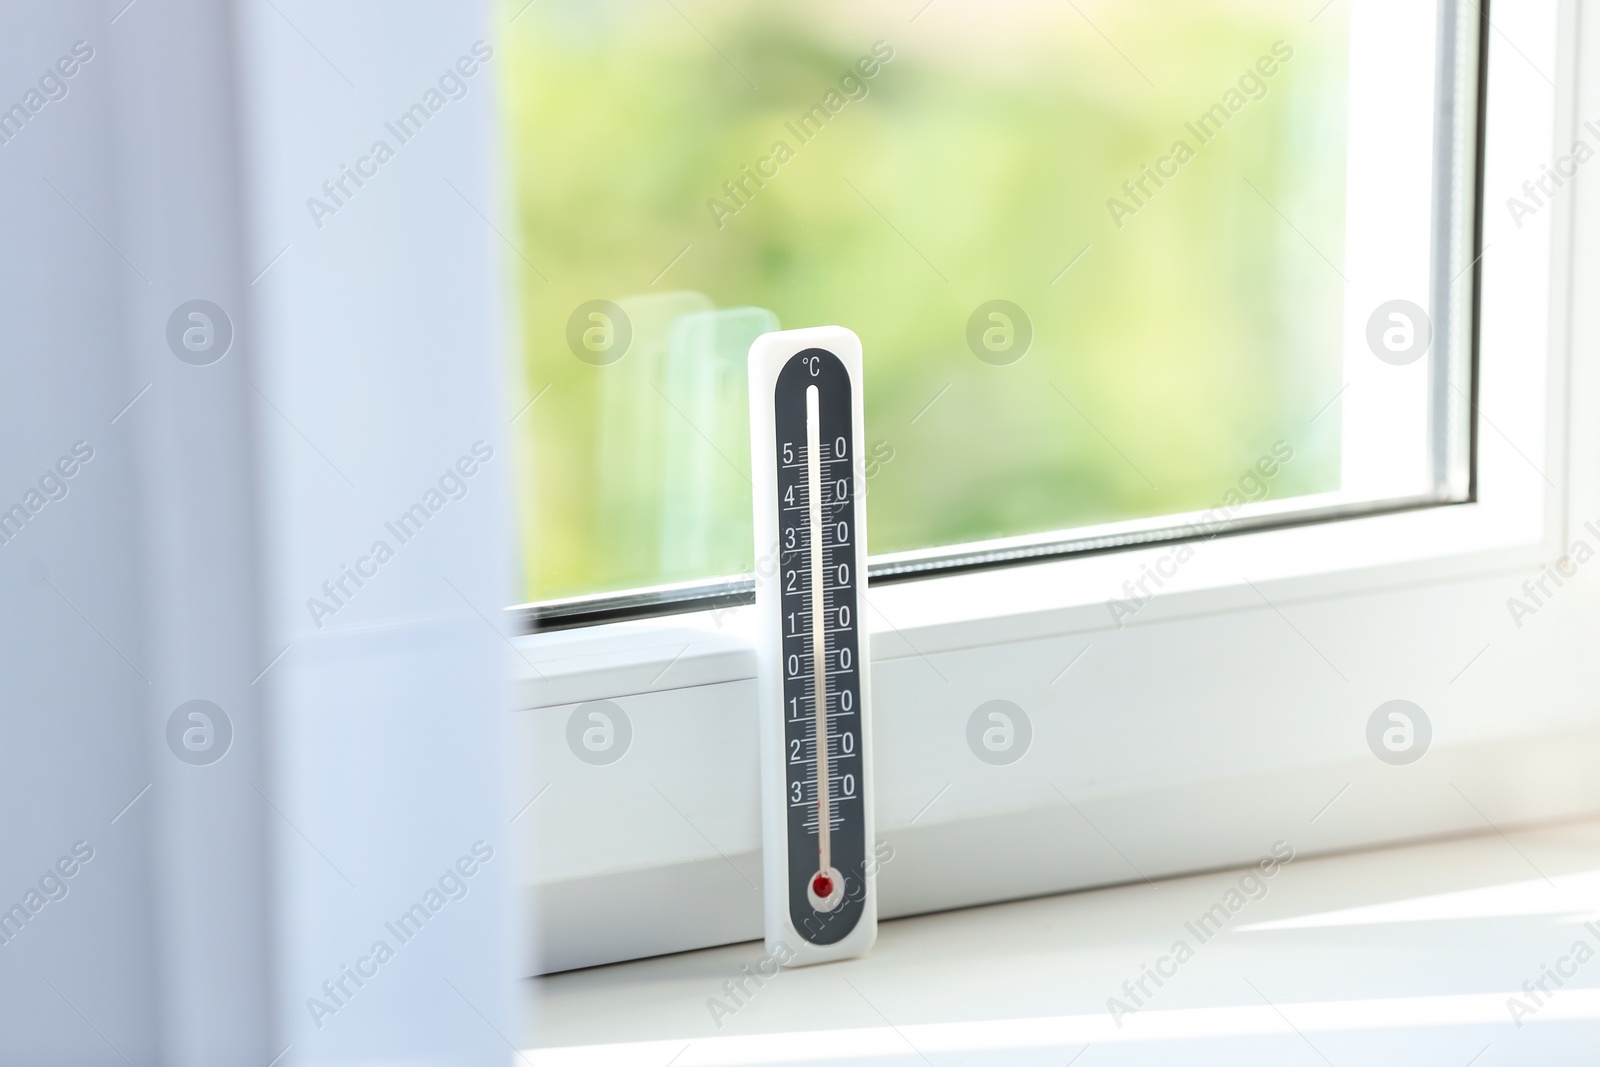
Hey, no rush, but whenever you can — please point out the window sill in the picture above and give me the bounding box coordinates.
[524,815,1600,1064]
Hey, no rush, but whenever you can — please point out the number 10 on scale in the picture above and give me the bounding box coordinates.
[749,326,877,965]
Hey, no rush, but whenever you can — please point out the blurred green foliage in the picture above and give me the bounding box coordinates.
[500,0,1349,602]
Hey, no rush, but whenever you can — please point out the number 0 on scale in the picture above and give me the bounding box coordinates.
[749,326,877,965]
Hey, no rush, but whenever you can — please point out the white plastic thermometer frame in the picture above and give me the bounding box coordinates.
[749,325,878,967]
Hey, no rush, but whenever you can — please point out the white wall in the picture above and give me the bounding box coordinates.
[0,2,514,1064]
[0,4,162,1062]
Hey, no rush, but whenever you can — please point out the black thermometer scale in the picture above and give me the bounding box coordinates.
[749,326,877,965]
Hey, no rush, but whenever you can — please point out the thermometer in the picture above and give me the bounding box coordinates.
[749,326,876,966]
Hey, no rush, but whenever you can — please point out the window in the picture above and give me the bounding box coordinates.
[512,0,1582,977]
[502,0,1479,621]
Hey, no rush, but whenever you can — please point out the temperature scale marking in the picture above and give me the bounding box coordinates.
[748,326,876,959]
[804,384,835,902]
[776,353,864,935]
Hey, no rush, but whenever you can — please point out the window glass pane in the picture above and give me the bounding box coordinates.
[503,0,1455,604]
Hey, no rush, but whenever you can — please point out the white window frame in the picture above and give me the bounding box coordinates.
[516,0,1593,975]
